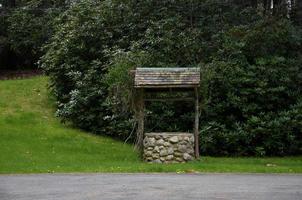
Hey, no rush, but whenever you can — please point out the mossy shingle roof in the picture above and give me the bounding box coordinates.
[134,68,200,88]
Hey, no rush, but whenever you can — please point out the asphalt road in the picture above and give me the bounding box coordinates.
[0,174,301,200]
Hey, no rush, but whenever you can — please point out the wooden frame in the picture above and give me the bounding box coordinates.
[134,68,200,159]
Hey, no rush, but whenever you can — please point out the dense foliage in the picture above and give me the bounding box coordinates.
[0,0,66,69]
[41,0,138,139]
[200,19,302,155]
[0,9,11,69]
[39,0,301,156]
[41,0,257,138]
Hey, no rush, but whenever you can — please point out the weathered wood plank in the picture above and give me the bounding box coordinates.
[136,88,145,157]
[135,85,199,88]
[136,82,199,85]
[194,87,200,159]
[134,67,200,88]
[136,67,199,72]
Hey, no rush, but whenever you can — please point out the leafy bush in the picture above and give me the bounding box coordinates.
[7,3,61,68]
[200,19,302,156]
[105,0,259,133]
[0,11,11,69]
[42,0,243,136]
[0,0,66,69]
[41,0,141,139]
[42,0,302,156]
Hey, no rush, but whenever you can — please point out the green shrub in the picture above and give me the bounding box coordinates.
[0,12,11,69]
[105,0,259,133]
[41,0,244,137]
[200,19,302,156]
[41,0,141,139]
[7,4,61,68]
[41,0,302,156]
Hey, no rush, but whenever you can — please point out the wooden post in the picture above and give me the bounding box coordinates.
[194,87,200,158]
[136,88,145,157]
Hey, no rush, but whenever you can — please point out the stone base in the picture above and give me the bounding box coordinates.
[143,132,195,163]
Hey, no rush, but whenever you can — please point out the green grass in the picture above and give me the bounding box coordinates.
[0,76,301,174]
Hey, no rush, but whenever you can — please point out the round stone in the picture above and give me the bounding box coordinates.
[183,153,193,161]
[156,139,164,146]
[166,155,174,160]
[145,151,152,157]
[178,145,187,153]
[153,159,162,163]
[169,136,179,143]
[174,152,182,157]
[144,137,155,147]
[160,149,168,157]
[153,146,160,153]
[163,142,171,147]
[167,147,174,155]
[152,153,159,159]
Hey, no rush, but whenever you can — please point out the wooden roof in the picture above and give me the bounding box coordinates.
[134,68,200,88]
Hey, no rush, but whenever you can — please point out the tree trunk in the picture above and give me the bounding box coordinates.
[272,0,289,16]
[9,0,16,7]
[293,0,302,26]
[233,0,258,8]
[135,89,144,157]
[263,0,272,15]
[2,0,16,8]
[194,87,200,159]
[252,0,258,8]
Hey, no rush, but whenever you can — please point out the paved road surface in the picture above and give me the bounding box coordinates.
[0,174,301,200]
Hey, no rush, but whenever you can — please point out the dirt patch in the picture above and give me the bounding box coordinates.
[0,70,43,80]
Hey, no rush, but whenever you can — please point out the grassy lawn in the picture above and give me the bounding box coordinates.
[0,76,301,174]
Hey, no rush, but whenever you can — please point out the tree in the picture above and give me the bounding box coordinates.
[292,0,302,26]
[1,0,16,8]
